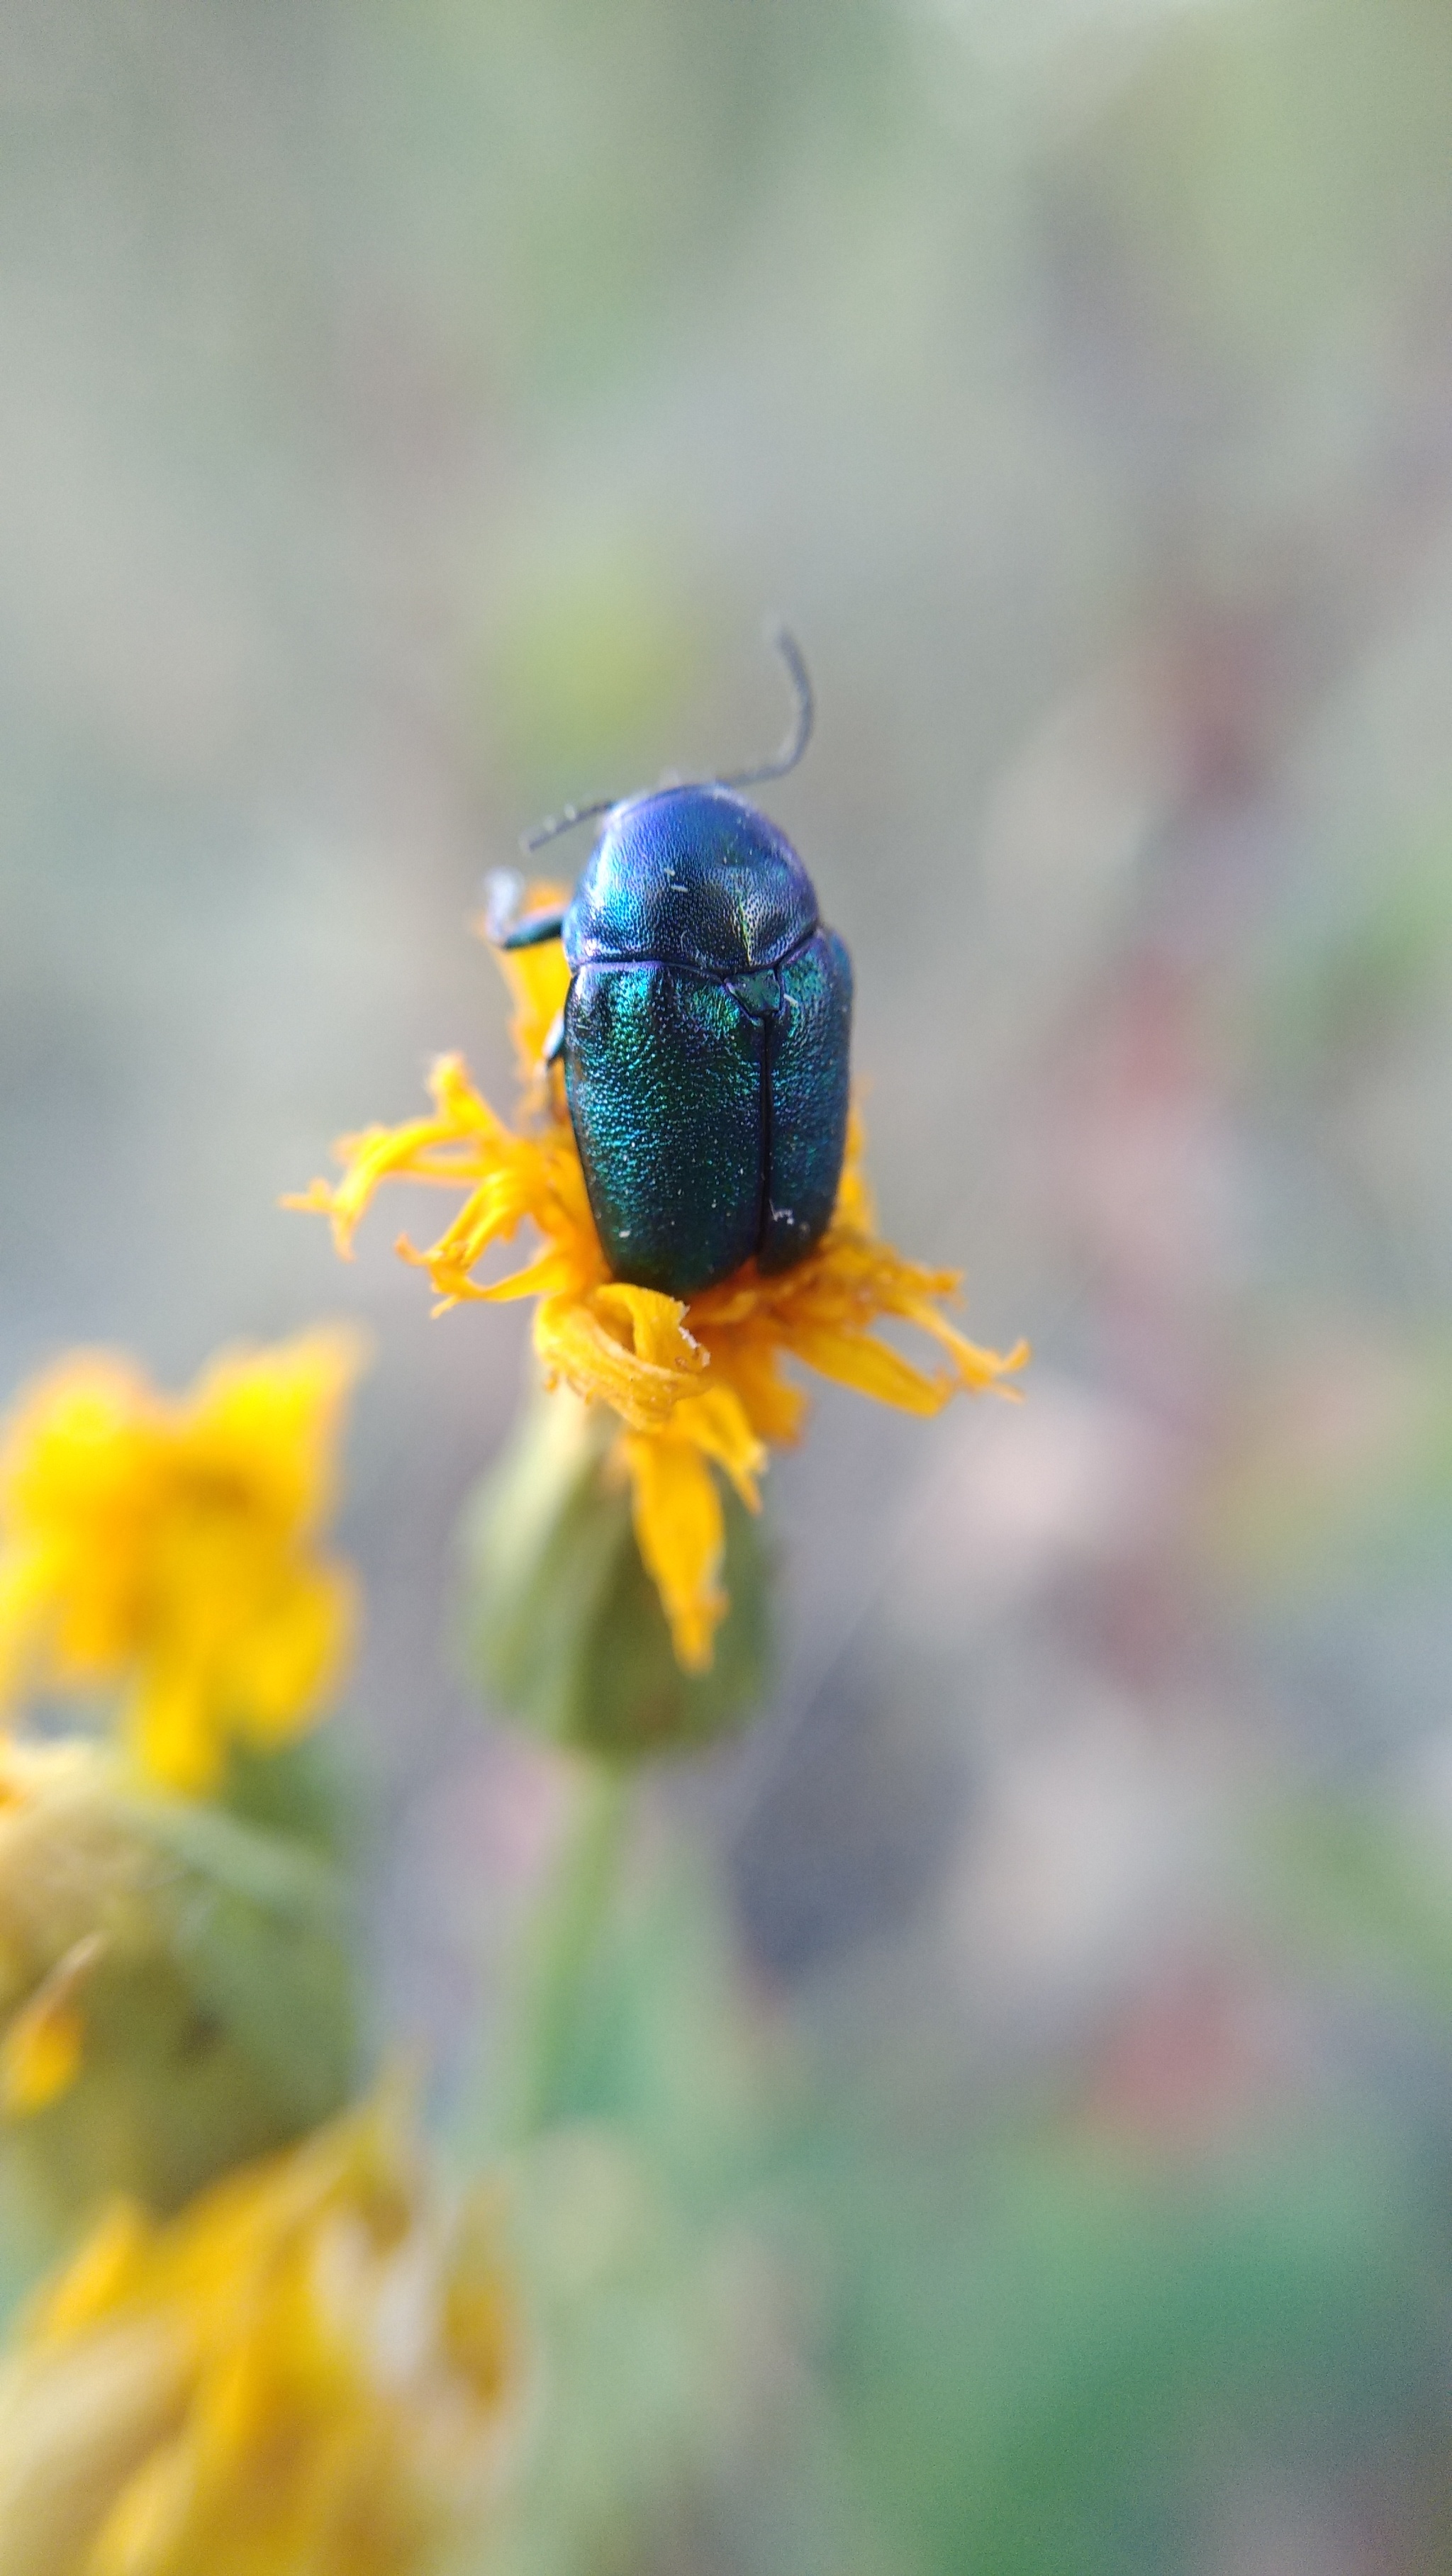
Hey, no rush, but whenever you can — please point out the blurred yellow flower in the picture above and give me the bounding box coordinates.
[0,2096,520,2576]
[292,905,1024,1669]
[0,1333,364,1795]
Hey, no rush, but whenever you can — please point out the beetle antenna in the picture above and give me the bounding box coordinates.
[518,795,618,857]
[517,625,813,849]
[717,625,815,790]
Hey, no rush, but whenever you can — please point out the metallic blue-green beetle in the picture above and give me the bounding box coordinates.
[488,634,851,1300]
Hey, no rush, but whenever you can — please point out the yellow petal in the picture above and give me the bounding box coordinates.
[621,1433,727,1672]
[224,1560,356,1747]
[2,1979,86,2117]
[781,1323,953,1414]
[180,1328,367,1540]
[283,1058,510,1256]
[89,2434,194,2576]
[693,1335,808,1445]
[30,2201,152,2343]
[1,2099,519,2576]
[411,1242,574,1310]
[428,1051,506,1133]
[128,1655,227,1798]
[593,1283,700,1372]
[915,1316,1031,1393]
[0,1336,364,1793]
[533,1294,705,1430]
[0,1547,52,1712]
[667,1386,767,1511]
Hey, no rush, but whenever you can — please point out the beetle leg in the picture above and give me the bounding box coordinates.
[542,1009,566,1066]
[481,868,568,950]
[499,907,568,951]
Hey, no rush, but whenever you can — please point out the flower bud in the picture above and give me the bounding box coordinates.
[0,1737,357,2237]
[460,1391,773,1759]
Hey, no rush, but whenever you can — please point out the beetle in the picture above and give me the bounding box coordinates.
[486,632,852,1302]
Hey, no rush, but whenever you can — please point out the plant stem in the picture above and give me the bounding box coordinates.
[506,1757,630,2139]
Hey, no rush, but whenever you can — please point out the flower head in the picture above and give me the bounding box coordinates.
[0,2096,520,2576]
[0,1332,364,1793]
[291,902,1024,1669]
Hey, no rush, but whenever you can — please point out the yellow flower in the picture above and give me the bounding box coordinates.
[0,1333,364,1794]
[291,902,1025,1669]
[0,2098,520,2576]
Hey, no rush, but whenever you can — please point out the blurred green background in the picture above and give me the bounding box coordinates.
[6,1,1452,2567]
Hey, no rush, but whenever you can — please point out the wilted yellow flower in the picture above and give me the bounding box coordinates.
[0,2095,520,2576]
[291,907,1024,1669]
[0,1332,364,1793]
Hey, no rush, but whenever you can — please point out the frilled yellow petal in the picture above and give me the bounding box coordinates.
[688,1197,1029,1430]
[420,1243,579,1313]
[666,1386,768,1511]
[401,1177,540,1284]
[410,1138,552,1268]
[533,1289,708,1430]
[594,1282,701,1371]
[308,1053,603,1325]
[622,1433,727,1672]
[777,1323,954,1414]
[284,1057,515,1259]
[694,1337,809,1446]
[428,1051,503,1136]
[285,1121,468,1260]
[907,1310,1031,1395]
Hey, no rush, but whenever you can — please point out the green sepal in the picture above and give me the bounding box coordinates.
[459,1393,773,1758]
[217,1727,356,1864]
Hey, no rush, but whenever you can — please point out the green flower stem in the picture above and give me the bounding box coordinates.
[503,1757,630,2139]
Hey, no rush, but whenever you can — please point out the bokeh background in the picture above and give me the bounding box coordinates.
[6,1,1452,2567]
